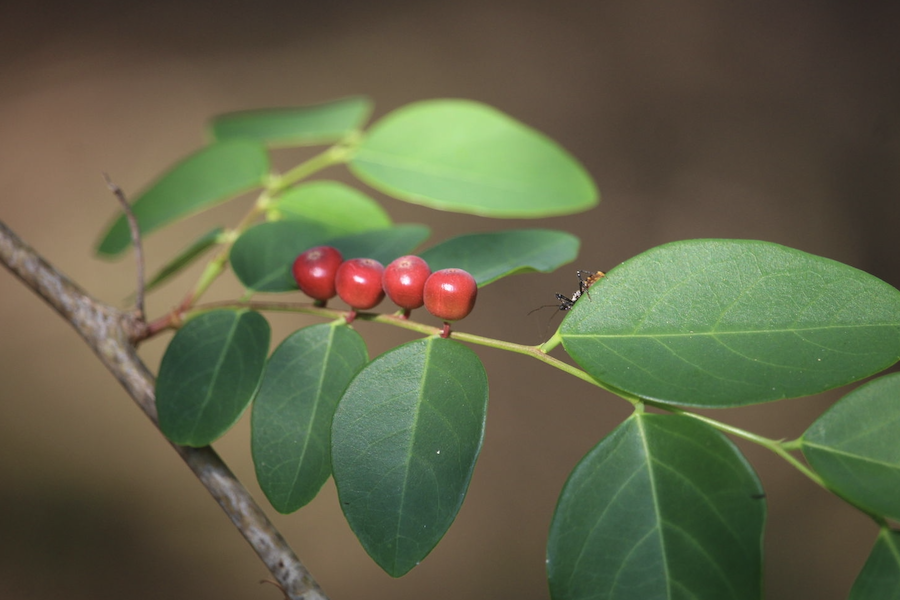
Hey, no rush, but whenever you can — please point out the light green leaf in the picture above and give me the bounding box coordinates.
[419,229,579,286]
[97,140,270,256]
[802,373,900,521]
[349,99,598,217]
[547,413,765,600]
[328,224,430,266]
[156,309,270,447]
[272,180,392,237]
[849,528,900,600]
[560,239,900,407]
[252,323,367,513]
[332,337,489,577]
[143,227,224,294]
[209,96,372,146]
[230,220,332,292]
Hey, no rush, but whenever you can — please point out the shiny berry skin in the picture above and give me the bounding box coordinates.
[423,268,478,321]
[292,246,343,301]
[335,258,386,310]
[383,255,431,311]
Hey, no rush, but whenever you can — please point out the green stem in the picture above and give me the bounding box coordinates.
[664,408,828,488]
[163,296,889,525]
[267,142,356,196]
[175,141,356,314]
[178,192,269,311]
[176,299,640,406]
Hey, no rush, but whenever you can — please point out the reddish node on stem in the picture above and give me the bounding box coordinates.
[383,255,431,313]
[440,322,452,338]
[424,268,478,322]
[335,258,386,310]
[292,246,343,301]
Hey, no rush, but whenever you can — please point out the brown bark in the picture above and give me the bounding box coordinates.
[0,219,328,600]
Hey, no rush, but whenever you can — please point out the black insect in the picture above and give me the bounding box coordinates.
[554,270,605,311]
[529,269,605,317]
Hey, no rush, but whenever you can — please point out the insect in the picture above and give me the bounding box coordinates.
[529,269,606,317]
[554,269,605,311]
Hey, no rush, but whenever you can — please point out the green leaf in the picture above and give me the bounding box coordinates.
[560,239,900,408]
[272,180,392,237]
[230,221,429,293]
[849,528,900,600]
[209,96,372,146]
[331,337,488,577]
[157,309,270,447]
[547,413,765,600]
[230,220,332,292]
[419,229,579,286]
[252,323,367,514]
[97,140,270,256]
[143,227,224,294]
[349,99,598,217]
[801,373,900,521]
[329,224,430,266]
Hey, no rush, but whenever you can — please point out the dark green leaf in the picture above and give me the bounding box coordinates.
[349,99,598,217]
[802,373,900,520]
[560,240,900,407]
[849,528,900,600]
[157,309,270,447]
[547,413,765,600]
[230,220,332,292]
[332,337,488,577]
[273,180,392,237]
[419,229,579,286]
[210,96,372,146]
[329,224,430,266]
[97,140,270,256]
[144,227,224,294]
[252,323,367,513]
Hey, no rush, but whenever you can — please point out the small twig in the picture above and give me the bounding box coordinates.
[103,173,146,321]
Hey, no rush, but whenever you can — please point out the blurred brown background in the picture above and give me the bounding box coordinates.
[2,1,899,598]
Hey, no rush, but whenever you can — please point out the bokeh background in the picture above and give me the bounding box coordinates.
[2,1,899,598]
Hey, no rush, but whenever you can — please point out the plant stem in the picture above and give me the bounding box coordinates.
[0,220,328,600]
[664,408,828,488]
[180,299,641,406]
[174,143,355,315]
[179,298,887,520]
[178,193,268,312]
[267,142,356,195]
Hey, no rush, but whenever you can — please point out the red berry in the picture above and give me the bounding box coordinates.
[423,268,477,322]
[292,246,343,301]
[335,258,386,310]
[383,255,431,311]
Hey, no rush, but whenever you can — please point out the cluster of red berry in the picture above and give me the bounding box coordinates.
[292,246,477,336]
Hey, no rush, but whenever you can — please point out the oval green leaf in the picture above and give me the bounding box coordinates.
[801,373,900,521]
[143,226,224,294]
[230,220,332,292]
[230,221,429,293]
[272,180,392,237]
[328,224,430,266]
[547,413,765,600]
[849,528,900,600]
[560,239,900,407]
[331,336,489,577]
[209,96,372,146]
[419,229,579,286]
[252,323,368,514]
[156,309,270,447]
[97,140,270,256]
[348,99,598,217]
